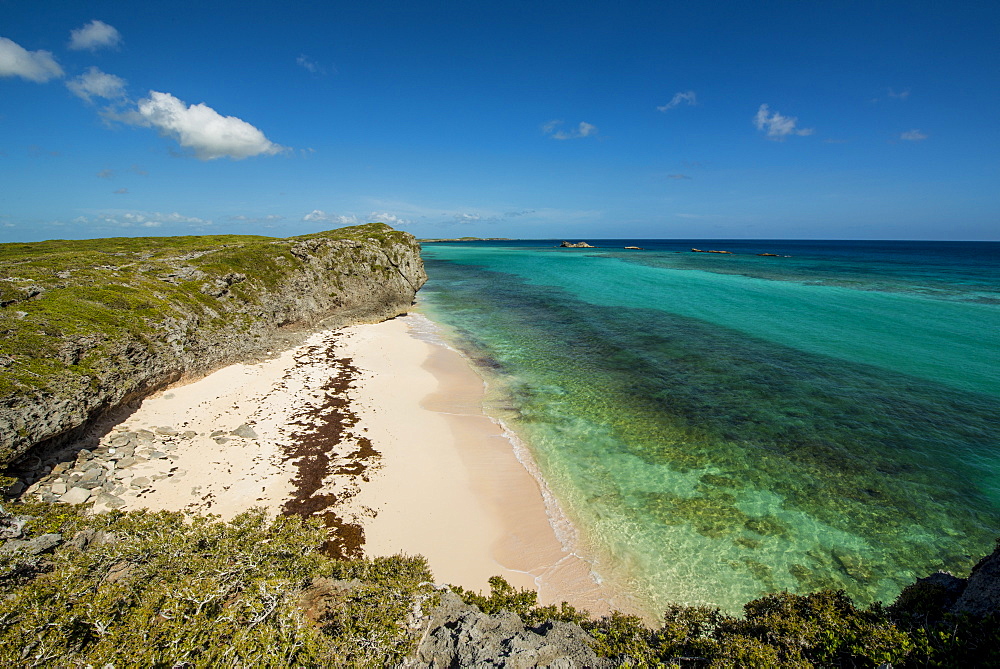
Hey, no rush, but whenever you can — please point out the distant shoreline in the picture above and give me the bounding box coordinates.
[419,237,515,242]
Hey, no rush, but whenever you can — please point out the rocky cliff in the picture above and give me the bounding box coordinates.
[0,223,426,469]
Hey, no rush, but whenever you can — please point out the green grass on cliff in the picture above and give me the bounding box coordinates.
[0,223,408,398]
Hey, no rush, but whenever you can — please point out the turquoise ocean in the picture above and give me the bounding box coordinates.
[417,239,1000,615]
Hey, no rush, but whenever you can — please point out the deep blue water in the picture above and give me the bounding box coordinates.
[417,239,1000,614]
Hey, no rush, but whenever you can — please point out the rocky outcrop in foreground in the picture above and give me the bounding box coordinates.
[0,223,425,469]
[404,590,610,668]
[894,541,1000,618]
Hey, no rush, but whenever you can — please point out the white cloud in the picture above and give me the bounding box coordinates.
[67,66,126,102]
[753,104,814,139]
[657,90,697,111]
[128,211,206,227]
[302,210,412,226]
[71,210,211,229]
[125,91,286,160]
[113,188,128,194]
[296,54,326,75]
[367,212,410,226]
[450,210,534,224]
[68,20,122,51]
[543,120,598,140]
[302,210,359,225]
[900,129,927,141]
[667,174,692,180]
[887,88,911,101]
[0,37,63,82]
[229,214,284,223]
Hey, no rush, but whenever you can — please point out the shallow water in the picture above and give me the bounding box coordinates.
[418,239,1000,615]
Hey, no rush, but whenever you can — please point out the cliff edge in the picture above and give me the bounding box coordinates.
[0,223,426,468]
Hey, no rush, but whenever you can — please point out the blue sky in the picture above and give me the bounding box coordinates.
[2,0,998,242]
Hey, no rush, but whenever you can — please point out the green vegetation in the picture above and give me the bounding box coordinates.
[0,223,407,397]
[454,575,590,627]
[453,574,999,667]
[1,501,997,667]
[0,501,432,667]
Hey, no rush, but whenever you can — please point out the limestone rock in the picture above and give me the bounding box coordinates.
[59,487,92,505]
[231,424,259,440]
[893,571,967,615]
[0,513,29,540]
[405,590,611,668]
[92,492,127,510]
[953,542,1000,617]
[1,533,62,556]
[558,241,595,248]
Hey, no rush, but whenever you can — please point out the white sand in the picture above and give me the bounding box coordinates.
[103,314,621,612]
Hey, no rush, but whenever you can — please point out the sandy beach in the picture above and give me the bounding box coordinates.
[90,313,620,613]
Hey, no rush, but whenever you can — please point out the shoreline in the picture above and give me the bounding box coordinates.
[339,315,626,613]
[38,313,630,615]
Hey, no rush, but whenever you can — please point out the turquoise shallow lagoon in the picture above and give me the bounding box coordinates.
[417,239,1000,615]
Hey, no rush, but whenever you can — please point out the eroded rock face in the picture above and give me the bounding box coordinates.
[952,542,1000,617]
[403,590,611,669]
[0,224,426,469]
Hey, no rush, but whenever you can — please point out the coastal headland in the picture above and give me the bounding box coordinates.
[0,222,425,468]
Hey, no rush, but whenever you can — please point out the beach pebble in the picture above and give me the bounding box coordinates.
[231,424,258,440]
[92,493,126,510]
[130,477,152,489]
[59,487,92,505]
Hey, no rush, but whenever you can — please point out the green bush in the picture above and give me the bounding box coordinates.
[3,502,996,668]
[454,574,589,627]
[0,502,432,667]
